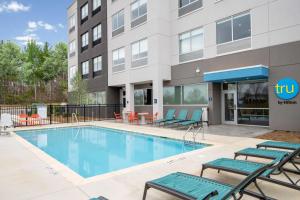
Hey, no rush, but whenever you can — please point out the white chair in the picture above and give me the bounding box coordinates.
[0,113,14,136]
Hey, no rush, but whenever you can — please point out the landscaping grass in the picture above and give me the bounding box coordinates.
[256,131,300,143]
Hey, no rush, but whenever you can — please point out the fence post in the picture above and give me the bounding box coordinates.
[49,105,52,125]
[66,104,69,123]
[83,104,86,122]
[98,104,101,121]
[25,105,28,126]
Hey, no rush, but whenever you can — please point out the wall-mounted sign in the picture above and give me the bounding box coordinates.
[275,78,299,100]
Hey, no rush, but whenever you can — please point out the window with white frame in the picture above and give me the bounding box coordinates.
[81,32,89,48]
[69,66,77,81]
[112,9,124,31]
[216,11,251,45]
[69,40,76,54]
[113,47,125,66]
[93,56,102,72]
[81,3,88,20]
[179,28,203,55]
[179,0,198,8]
[131,38,148,61]
[93,0,101,10]
[131,0,147,22]
[93,24,101,41]
[82,61,89,75]
[69,14,76,29]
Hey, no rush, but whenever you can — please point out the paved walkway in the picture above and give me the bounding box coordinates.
[0,122,298,200]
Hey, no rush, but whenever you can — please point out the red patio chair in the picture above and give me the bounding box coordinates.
[128,112,139,124]
[114,112,123,122]
[146,112,158,124]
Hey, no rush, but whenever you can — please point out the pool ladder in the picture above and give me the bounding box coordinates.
[72,113,79,124]
[183,124,205,145]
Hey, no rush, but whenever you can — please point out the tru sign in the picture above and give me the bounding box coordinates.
[275,78,299,100]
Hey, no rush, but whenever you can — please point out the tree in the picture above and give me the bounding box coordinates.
[0,41,22,103]
[42,42,68,100]
[22,41,44,101]
[69,72,87,105]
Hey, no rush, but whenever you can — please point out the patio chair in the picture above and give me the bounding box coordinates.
[128,112,139,124]
[18,113,29,125]
[143,163,276,200]
[0,113,14,136]
[145,112,158,124]
[179,109,203,127]
[114,112,122,122]
[30,114,42,125]
[201,147,300,191]
[154,109,176,125]
[257,141,300,151]
[163,109,188,126]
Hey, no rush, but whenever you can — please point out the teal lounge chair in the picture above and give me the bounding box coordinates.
[154,109,176,125]
[201,147,300,191]
[164,109,188,125]
[257,141,300,151]
[179,109,203,127]
[234,148,290,160]
[143,163,275,200]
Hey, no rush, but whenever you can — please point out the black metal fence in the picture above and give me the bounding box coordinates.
[0,104,122,127]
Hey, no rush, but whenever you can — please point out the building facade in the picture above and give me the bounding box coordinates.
[68,0,300,131]
[67,1,78,92]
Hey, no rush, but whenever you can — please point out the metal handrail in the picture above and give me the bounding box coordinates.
[183,123,205,145]
[72,113,79,124]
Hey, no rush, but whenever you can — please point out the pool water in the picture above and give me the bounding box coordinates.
[17,126,206,178]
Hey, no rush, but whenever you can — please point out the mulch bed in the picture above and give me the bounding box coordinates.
[256,131,300,143]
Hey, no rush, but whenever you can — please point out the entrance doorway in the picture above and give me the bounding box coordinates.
[222,84,237,124]
[221,82,269,126]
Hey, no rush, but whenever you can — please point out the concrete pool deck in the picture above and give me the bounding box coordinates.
[0,122,299,200]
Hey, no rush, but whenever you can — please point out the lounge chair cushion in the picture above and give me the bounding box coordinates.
[258,141,300,150]
[205,158,273,177]
[236,148,289,160]
[150,172,233,200]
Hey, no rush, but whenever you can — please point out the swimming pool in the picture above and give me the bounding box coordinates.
[17,126,207,178]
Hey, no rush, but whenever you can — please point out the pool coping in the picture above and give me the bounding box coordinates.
[12,122,223,186]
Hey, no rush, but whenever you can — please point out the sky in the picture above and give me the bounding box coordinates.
[0,0,73,46]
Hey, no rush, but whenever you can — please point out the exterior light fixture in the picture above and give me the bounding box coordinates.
[196,67,201,73]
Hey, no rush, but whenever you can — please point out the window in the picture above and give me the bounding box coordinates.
[69,14,76,29]
[81,32,89,50]
[93,56,102,72]
[112,47,125,66]
[134,89,152,105]
[163,86,182,105]
[217,12,251,45]
[182,84,208,104]
[81,61,89,75]
[131,39,148,61]
[93,0,101,11]
[179,0,198,8]
[163,84,208,105]
[179,28,203,55]
[88,91,106,104]
[131,0,147,22]
[93,24,101,42]
[81,3,88,20]
[237,82,269,126]
[69,40,76,54]
[112,10,124,31]
[69,66,77,82]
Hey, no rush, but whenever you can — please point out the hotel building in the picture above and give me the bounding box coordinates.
[68,0,300,131]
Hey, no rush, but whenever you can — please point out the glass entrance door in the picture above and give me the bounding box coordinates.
[222,89,237,125]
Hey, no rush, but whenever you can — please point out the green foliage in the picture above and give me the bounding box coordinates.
[0,40,68,104]
[69,72,88,105]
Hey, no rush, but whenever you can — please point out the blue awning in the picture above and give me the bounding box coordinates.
[204,65,269,82]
